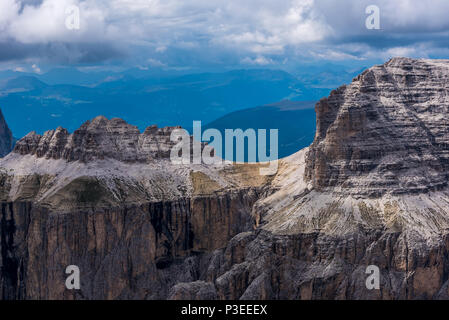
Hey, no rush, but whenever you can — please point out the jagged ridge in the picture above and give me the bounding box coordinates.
[14,116,183,163]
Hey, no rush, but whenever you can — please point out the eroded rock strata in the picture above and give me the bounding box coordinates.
[2,57,449,300]
[14,116,184,162]
[304,58,449,197]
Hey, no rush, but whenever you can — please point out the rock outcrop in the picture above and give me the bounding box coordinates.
[2,58,449,300]
[243,58,449,299]
[0,108,13,158]
[304,58,449,197]
[14,116,184,162]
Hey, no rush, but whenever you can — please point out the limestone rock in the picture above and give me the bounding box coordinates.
[305,57,449,197]
[168,281,218,300]
[13,116,185,163]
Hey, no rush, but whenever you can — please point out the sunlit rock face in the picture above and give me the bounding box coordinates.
[305,57,449,197]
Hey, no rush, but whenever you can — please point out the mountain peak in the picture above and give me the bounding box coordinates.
[91,115,109,123]
[304,58,449,197]
[13,116,183,163]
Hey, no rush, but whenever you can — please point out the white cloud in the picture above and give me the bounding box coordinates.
[315,0,449,33]
[0,0,21,30]
[0,0,331,53]
[0,0,449,65]
[1,0,107,44]
[216,0,331,54]
[311,49,364,61]
[155,46,167,53]
[31,63,42,73]
[241,56,274,66]
[386,47,419,58]
[381,0,449,30]
[147,58,166,67]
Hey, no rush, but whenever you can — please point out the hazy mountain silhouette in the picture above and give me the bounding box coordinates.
[0,69,328,138]
[203,100,316,160]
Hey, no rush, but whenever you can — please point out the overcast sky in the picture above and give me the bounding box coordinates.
[1,0,449,72]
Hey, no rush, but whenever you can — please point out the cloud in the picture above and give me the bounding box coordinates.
[31,63,41,73]
[147,58,166,67]
[310,49,364,61]
[0,0,449,67]
[241,56,274,66]
[0,39,123,64]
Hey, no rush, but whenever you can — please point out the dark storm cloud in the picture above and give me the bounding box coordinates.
[327,32,449,50]
[0,40,124,64]
[0,40,35,61]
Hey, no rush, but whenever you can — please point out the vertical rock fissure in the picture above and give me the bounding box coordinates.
[0,203,18,299]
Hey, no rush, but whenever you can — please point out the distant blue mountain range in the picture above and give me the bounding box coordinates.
[0,68,332,139]
[202,100,317,160]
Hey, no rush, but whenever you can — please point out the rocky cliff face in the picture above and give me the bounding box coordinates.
[0,116,270,299]
[304,58,449,197]
[2,58,449,300]
[247,58,449,299]
[0,108,13,158]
